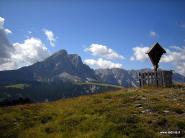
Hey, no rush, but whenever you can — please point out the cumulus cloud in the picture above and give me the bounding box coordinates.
[160,46,185,75]
[84,58,122,69]
[85,43,124,60]
[149,31,157,37]
[4,28,12,34]
[0,30,13,59]
[130,46,149,61]
[43,29,56,47]
[0,59,17,71]
[0,16,49,71]
[0,17,5,29]
[0,17,14,66]
[0,37,49,70]
[0,17,12,34]
[12,37,49,68]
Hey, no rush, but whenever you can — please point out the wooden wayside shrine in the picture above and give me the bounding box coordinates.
[139,70,172,87]
[139,43,173,87]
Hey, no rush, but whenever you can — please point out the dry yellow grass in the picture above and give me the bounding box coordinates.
[0,86,185,138]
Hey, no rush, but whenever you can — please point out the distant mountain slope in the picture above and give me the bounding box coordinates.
[172,72,185,83]
[95,68,136,87]
[0,50,97,84]
[96,68,185,87]
[0,82,121,104]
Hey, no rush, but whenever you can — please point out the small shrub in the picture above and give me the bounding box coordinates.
[156,118,168,128]
[99,124,125,138]
[126,115,138,124]
[147,120,152,124]
[60,115,85,131]
[173,108,184,114]
[45,126,55,134]
[129,127,156,138]
[41,115,53,124]
[177,121,185,129]
[93,98,102,104]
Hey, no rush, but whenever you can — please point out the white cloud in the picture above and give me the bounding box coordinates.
[85,43,124,60]
[130,46,149,61]
[149,31,157,37]
[43,29,56,47]
[160,46,185,75]
[0,17,50,71]
[0,17,5,29]
[12,37,49,68]
[0,17,13,63]
[0,17,12,34]
[0,37,50,70]
[0,59,16,71]
[84,58,122,69]
[4,28,12,34]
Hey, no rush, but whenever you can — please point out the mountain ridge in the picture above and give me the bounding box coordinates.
[0,49,184,87]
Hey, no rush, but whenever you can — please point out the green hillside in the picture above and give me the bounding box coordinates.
[5,83,30,89]
[0,82,122,104]
[0,86,185,138]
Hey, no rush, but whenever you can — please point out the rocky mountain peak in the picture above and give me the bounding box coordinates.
[49,49,68,59]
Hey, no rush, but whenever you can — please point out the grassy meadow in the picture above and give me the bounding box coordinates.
[0,86,185,138]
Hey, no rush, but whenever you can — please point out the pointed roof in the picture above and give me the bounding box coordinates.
[146,42,166,54]
[146,43,166,71]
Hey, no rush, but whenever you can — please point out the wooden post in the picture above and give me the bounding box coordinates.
[155,71,158,87]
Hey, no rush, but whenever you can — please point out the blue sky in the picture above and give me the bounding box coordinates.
[0,0,185,75]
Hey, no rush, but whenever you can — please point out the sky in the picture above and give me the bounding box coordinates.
[0,0,185,75]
